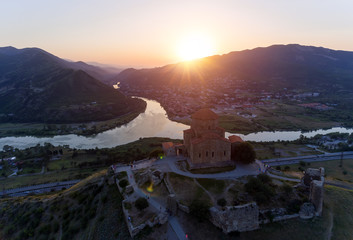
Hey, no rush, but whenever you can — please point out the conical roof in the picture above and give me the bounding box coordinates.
[191,108,218,120]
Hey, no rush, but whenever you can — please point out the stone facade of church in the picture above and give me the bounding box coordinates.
[183,108,236,169]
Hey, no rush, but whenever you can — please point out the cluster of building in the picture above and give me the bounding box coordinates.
[298,103,333,110]
[120,80,329,120]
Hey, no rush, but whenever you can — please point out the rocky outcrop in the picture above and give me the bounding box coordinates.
[209,202,259,233]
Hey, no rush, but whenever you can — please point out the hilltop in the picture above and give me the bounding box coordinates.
[0,47,145,123]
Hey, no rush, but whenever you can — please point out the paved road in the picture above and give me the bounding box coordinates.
[0,180,81,197]
[262,151,353,166]
[266,172,301,182]
[169,216,187,240]
[165,156,260,179]
[116,157,261,180]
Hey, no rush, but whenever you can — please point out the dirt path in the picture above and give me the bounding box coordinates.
[326,211,334,240]
[58,223,62,240]
[193,179,216,206]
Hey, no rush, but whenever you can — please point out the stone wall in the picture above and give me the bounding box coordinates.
[301,167,325,216]
[121,199,168,237]
[309,180,324,216]
[190,138,231,167]
[209,202,259,233]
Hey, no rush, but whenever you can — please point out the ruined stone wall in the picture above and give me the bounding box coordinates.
[301,167,325,216]
[209,202,259,233]
[309,180,324,216]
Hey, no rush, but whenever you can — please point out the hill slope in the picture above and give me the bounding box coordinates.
[116,44,353,91]
[0,47,145,123]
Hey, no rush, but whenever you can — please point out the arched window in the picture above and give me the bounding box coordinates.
[199,153,201,158]
[206,151,208,157]
[224,151,226,156]
[212,152,214,157]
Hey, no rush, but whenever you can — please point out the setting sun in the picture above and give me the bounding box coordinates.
[177,34,215,61]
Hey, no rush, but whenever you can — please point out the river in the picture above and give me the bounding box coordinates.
[0,98,352,149]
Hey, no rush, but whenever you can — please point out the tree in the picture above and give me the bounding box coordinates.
[281,183,293,195]
[189,200,210,221]
[149,149,164,159]
[231,142,256,164]
[217,198,227,207]
[119,179,129,188]
[135,197,149,211]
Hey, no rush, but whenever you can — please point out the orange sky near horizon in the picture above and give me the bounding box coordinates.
[1,0,353,68]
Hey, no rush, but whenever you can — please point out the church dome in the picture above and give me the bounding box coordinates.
[191,108,218,120]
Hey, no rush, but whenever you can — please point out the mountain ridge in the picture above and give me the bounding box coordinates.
[0,46,145,123]
[116,44,353,91]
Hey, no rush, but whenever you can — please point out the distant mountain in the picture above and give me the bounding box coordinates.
[65,61,122,86]
[0,46,145,123]
[116,44,353,91]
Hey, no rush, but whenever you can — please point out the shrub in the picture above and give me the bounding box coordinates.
[276,166,281,170]
[257,173,272,184]
[119,179,129,188]
[244,177,275,204]
[217,198,227,207]
[287,199,302,214]
[39,224,51,235]
[101,195,108,203]
[135,197,149,211]
[53,221,59,233]
[189,200,210,221]
[149,149,164,159]
[299,161,306,166]
[124,202,132,210]
[231,142,256,164]
[281,183,293,195]
[98,215,105,222]
[116,171,127,180]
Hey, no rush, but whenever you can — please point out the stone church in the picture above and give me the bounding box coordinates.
[182,108,242,169]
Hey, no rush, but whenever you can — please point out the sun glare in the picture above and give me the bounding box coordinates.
[178,34,215,61]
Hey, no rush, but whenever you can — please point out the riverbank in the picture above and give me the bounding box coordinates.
[0,102,146,138]
[171,112,344,135]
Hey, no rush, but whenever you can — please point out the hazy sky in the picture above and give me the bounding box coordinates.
[1,0,353,67]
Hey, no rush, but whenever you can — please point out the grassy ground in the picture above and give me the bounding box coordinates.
[283,158,353,183]
[0,167,106,190]
[0,171,132,240]
[253,142,322,160]
[177,185,353,240]
[0,106,144,138]
[2,137,180,190]
[168,172,212,206]
[207,101,340,134]
[196,178,226,195]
